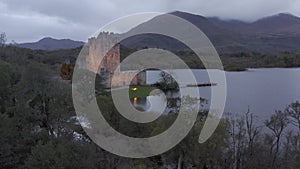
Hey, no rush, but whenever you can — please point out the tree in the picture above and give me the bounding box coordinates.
[155,114,230,169]
[265,110,290,168]
[24,139,99,169]
[0,32,7,47]
[0,113,20,168]
[0,60,19,113]
[281,130,299,168]
[157,71,178,91]
[226,113,247,169]
[286,101,300,132]
[245,108,260,157]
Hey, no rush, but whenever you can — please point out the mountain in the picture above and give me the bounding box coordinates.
[17,37,84,51]
[209,13,300,53]
[122,11,300,54]
[209,13,300,35]
[122,11,249,53]
[17,12,300,54]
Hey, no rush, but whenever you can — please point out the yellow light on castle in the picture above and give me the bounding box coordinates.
[133,97,138,105]
[131,87,138,91]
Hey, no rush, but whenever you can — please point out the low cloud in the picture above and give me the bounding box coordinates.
[1,0,299,42]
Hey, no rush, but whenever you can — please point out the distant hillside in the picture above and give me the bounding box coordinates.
[122,11,247,53]
[209,13,300,35]
[17,37,84,51]
[122,11,300,54]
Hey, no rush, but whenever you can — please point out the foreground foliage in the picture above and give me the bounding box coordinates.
[0,46,300,169]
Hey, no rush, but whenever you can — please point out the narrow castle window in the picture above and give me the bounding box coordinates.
[100,67,106,74]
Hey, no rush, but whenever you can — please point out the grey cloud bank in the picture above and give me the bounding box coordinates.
[1,0,300,43]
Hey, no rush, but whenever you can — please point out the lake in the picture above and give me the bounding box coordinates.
[142,68,300,123]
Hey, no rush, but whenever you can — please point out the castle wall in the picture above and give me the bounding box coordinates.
[111,71,146,87]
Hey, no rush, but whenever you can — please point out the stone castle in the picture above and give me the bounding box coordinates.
[86,32,146,88]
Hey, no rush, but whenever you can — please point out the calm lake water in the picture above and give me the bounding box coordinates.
[144,68,300,123]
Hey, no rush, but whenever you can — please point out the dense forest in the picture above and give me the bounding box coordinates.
[1,45,300,169]
[121,45,300,71]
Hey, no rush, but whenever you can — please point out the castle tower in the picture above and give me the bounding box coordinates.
[86,32,146,88]
[86,32,120,74]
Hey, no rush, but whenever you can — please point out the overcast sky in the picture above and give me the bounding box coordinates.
[1,0,300,43]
